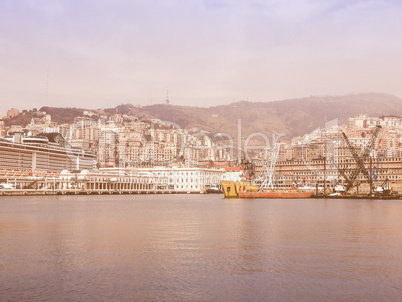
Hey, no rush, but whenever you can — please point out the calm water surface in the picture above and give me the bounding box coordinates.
[1,195,402,301]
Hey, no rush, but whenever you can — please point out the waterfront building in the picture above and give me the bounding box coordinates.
[140,167,223,193]
[270,156,402,191]
[100,167,223,193]
[57,169,157,192]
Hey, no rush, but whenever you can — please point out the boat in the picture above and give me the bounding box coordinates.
[221,167,258,198]
[220,143,314,198]
[220,168,314,198]
[334,184,346,192]
[292,182,321,191]
[205,184,223,194]
[374,178,391,195]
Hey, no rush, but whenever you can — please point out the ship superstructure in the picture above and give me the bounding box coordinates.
[0,133,95,175]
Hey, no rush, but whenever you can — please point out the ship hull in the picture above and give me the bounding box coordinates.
[221,180,313,198]
[221,180,259,198]
[237,191,313,198]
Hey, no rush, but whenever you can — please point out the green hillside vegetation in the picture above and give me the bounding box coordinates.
[40,107,85,124]
[4,93,402,144]
[136,93,402,142]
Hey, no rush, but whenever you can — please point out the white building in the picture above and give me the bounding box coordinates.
[99,167,223,193]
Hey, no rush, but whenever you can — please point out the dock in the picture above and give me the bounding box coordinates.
[0,188,202,196]
[310,194,401,200]
[0,170,212,196]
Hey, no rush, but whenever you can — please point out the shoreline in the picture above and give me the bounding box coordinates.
[0,189,205,196]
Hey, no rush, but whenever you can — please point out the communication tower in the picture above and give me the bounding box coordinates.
[165,89,170,105]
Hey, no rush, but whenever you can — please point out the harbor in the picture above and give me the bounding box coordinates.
[219,125,402,200]
[2,194,402,301]
[3,2,402,300]
[1,117,402,199]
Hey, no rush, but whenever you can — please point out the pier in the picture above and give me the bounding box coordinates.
[0,169,220,196]
[310,194,402,200]
[0,188,201,196]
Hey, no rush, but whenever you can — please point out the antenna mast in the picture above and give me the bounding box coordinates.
[166,88,170,105]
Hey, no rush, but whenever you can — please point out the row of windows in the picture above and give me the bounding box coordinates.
[0,143,95,159]
[0,154,93,172]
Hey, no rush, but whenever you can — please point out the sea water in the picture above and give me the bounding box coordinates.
[1,195,401,301]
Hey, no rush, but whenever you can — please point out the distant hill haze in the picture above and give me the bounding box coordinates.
[108,93,402,143]
[6,93,402,144]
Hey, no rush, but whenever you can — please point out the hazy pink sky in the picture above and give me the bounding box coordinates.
[1,0,402,114]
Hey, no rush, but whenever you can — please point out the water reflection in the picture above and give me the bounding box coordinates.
[1,195,402,301]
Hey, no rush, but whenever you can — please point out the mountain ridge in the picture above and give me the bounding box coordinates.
[131,93,402,141]
[5,93,402,142]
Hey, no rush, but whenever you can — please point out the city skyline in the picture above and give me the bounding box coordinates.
[1,0,402,115]
[2,109,402,194]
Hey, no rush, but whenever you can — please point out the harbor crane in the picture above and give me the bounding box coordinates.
[373,149,381,181]
[257,142,281,190]
[341,125,381,193]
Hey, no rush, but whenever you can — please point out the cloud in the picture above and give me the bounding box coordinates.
[0,0,402,115]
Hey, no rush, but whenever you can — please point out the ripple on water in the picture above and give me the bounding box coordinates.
[0,195,402,301]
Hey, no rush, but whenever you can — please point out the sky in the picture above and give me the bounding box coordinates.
[1,0,402,115]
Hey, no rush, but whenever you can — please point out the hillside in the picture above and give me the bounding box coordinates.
[130,93,402,142]
[5,93,402,142]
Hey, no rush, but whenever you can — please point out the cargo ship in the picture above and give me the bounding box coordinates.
[220,167,314,198]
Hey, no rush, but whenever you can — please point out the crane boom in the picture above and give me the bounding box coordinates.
[342,125,381,192]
